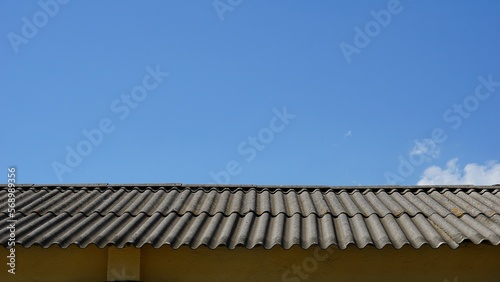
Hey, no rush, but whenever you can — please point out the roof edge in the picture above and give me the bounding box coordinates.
[2,183,500,190]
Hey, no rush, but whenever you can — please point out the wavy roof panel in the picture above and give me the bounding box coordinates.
[1,184,499,249]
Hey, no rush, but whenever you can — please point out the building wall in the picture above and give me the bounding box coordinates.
[1,244,499,281]
[1,245,107,282]
[141,244,500,282]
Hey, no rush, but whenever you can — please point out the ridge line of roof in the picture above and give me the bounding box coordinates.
[2,183,500,189]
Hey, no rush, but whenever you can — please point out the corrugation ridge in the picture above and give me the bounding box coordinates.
[441,214,485,245]
[37,213,88,248]
[469,191,500,215]
[378,215,408,249]
[256,190,270,216]
[57,213,104,249]
[15,213,56,239]
[246,213,270,249]
[91,214,137,248]
[309,190,330,216]
[475,214,500,235]
[14,208,500,220]
[389,192,421,216]
[213,213,242,249]
[426,214,460,249]
[112,213,151,248]
[36,190,84,214]
[402,193,436,217]
[189,213,224,249]
[226,190,245,216]
[44,189,96,215]
[441,190,482,217]
[428,191,461,215]
[45,189,102,216]
[100,189,139,215]
[171,214,201,249]
[317,213,336,249]
[16,239,458,250]
[6,189,500,250]
[363,191,392,217]
[459,214,500,245]
[410,214,446,249]
[124,190,155,215]
[414,192,451,217]
[297,191,317,217]
[349,214,373,248]
[155,190,181,215]
[363,214,390,249]
[163,213,196,249]
[9,214,500,250]
[18,214,480,248]
[240,190,257,217]
[272,190,289,216]
[21,213,72,248]
[6,188,500,218]
[210,191,231,216]
[302,214,320,249]
[176,189,201,215]
[150,213,186,248]
[333,213,354,249]
[267,213,287,249]
[375,191,406,217]
[68,213,115,247]
[350,191,377,217]
[337,192,361,216]
[228,212,255,249]
[132,213,165,248]
[12,190,53,212]
[395,214,427,249]
[18,189,62,213]
[137,191,169,216]
[78,190,117,215]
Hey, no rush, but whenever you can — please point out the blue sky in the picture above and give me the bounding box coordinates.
[1,0,500,186]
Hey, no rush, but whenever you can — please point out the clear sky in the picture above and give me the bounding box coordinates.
[1,0,499,186]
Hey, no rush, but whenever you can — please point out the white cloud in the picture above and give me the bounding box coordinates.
[410,138,440,158]
[344,130,352,137]
[417,158,500,185]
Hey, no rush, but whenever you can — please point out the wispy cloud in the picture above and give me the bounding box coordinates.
[344,130,352,138]
[417,158,500,185]
[410,138,440,158]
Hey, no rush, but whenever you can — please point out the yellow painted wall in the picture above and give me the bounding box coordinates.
[1,244,499,281]
[141,244,500,282]
[0,245,107,282]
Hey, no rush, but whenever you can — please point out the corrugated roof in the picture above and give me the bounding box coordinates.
[1,184,499,250]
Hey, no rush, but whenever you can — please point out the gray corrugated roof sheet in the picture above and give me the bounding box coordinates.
[1,184,499,249]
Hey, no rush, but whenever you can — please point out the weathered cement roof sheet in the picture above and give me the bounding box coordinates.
[1,184,499,249]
